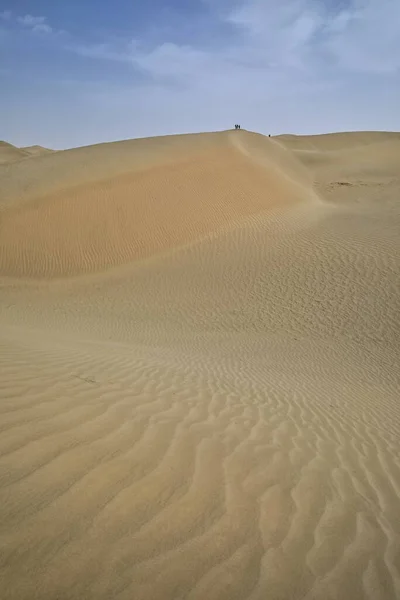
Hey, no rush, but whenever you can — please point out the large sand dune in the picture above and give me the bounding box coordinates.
[0,129,400,599]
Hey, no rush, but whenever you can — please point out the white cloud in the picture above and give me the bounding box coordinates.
[17,15,46,27]
[66,0,400,83]
[32,23,53,34]
[67,41,137,63]
[12,13,53,33]
[223,0,400,74]
[324,0,400,74]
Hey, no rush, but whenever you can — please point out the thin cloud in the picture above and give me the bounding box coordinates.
[67,42,136,63]
[323,0,400,74]
[1,11,54,34]
[66,0,400,81]
[32,23,53,34]
[17,15,47,27]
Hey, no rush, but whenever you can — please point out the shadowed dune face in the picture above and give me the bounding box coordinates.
[0,130,400,600]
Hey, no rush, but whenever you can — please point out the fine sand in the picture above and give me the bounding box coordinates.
[0,129,400,600]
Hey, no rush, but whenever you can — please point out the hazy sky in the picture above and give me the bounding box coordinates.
[1,0,399,149]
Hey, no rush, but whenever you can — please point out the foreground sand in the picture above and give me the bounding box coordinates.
[1,129,400,599]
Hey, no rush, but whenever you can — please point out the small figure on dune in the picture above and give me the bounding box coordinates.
[234,124,241,130]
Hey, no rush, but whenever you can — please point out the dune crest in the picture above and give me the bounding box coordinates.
[1,129,400,600]
[20,145,54,158]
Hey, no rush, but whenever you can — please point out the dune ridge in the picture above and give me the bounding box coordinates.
[0,129,399,600]
[20,145,54,158]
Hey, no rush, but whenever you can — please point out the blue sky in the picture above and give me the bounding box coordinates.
[1,0,399,149]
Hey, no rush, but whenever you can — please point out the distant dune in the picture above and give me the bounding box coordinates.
[20,145,54,157]
[1,129,399,600]
[276,130,400,150]
[0,141,29,164]
[0,140,53,165]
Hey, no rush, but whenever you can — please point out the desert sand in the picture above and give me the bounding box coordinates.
[0,129,399,600]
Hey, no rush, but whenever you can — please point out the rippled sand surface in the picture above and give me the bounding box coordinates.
[1,129,400,599]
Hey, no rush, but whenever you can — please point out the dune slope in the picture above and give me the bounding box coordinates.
[0,141,29,165]
[0,129,399,600]
[0,131,314,278]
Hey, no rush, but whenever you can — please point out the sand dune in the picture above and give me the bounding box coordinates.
[0,131,315,278]
[0,141,53,165]
[0,129,400,600]
[0,142,30,165]
[276,130,400,151]
[20,145,54,158]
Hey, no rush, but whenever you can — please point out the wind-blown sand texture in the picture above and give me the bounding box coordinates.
[1,129,400,600]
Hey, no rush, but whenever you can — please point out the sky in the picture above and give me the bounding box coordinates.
[1,0,399,149]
